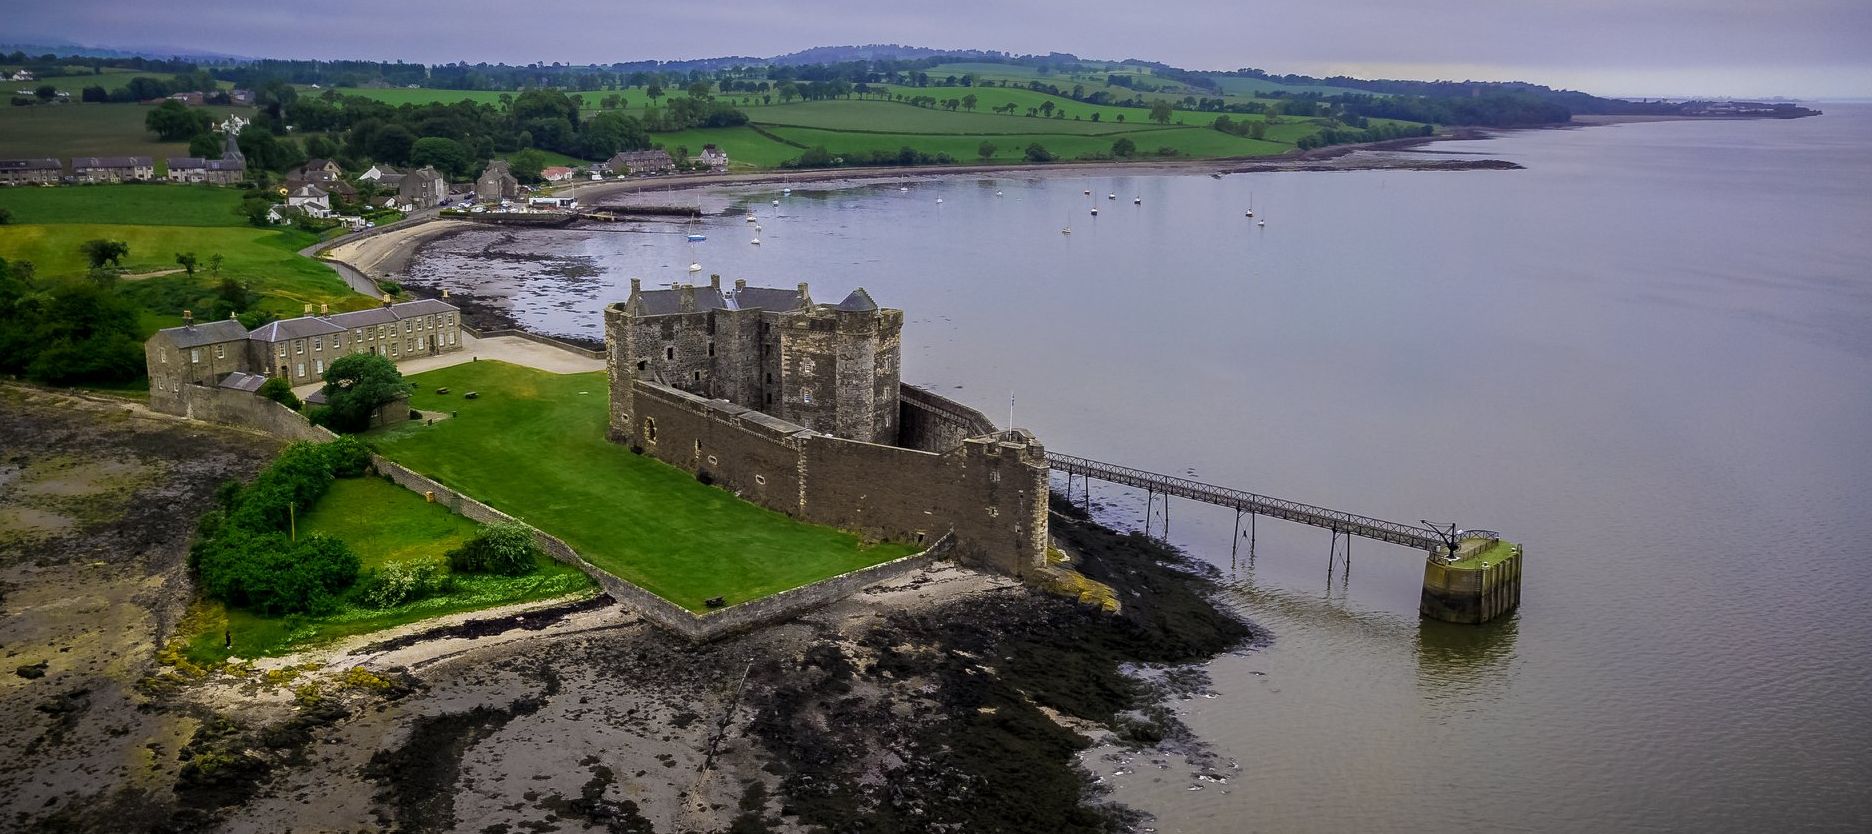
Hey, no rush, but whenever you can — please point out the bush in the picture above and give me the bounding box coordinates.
[1024,143,1055,163]
[356,559,453,609]
[446,522,540,577]
[257,376,300,411]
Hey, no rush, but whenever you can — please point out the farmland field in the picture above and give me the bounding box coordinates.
[872,84,1273,128]
[649,126,802,168]
[0,102,246,158]
[763,125,1287,162]
[749,99,1167,135]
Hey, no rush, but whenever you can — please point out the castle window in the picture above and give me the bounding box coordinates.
[665,346,675,360]
[802,390,812,404]
[190,348,200,364]
[694,440,703,455]
[636,360,647,371]
[642,417,658,443]
[766,392,774,405]
[160,350,167,364]
[707,455,718,466]
[707,341,715,357]
[692,371,702,383]
[765,373,772,384]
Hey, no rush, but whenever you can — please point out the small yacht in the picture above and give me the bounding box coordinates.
[1090,207,1099,216]
[686,234,706,242]
[750,237,761,245]
[1083,189,1092,195]
[782,187,792,194]
[936,198,944,203]
[1210,172,1224,179]
[1133,197,1142,205]
[995,191,1004,197]
[688,262,702,272]
[1108,193,1116,200]
[1256,219,1266,227]
[899,186,909,192]
[771,199,779,206]
[745,214,757,222]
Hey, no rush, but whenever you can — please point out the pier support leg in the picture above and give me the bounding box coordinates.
[1250,513,1257,564]
[1232,508,1242,566]
[1163,495,1171,538]
[1144,487,1153,537]
[1327,529,1338,580]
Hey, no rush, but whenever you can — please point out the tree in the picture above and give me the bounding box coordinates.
[257,376,301,411]
[368,124,417,165]
[145,99,210,140]
[187,132,221,158]
[310,353,411,433]
[509,148,548,183]
[977,141,998,161]
[646,83,664,102]
[409,137,473,180]
[1116,113,1126,123]
[1039,100,1055,118]
[687,80,711,99]
[1149,101,1174,124]
[81,84,107,103]
[1111,137,1137,158]
[0,208,10,225]
[961,94,978,112]
[80,239,129,269]
[34,84,56,101]
[208,253,224,280]
[446,521,540,576]
[1024,143,1054,163]
[175,251,197,277]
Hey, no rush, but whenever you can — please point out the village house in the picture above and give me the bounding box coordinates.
[0,158,61,185]
[286,159,356,200]
[166,132,245,185]
[475,159,518,201]
[540,165,575,183]
[698,144,729,172]
[228,88,255,106]
[604,149,675,175]
[71,156,155,182]
[286,184,331,217]
[8,70,33,82]
[167,91,205,106]
[360,162,403,185]
[144,298,466,408]
[398,165,447,208]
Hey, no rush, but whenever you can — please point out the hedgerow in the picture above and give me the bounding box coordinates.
[192,439,375,615]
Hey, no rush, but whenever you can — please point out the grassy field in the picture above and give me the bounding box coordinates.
[763,124,1287,161]
[871,83,1259,128]
[181,475,595,662]
[321,86,515,107]
[0,184,372,330]
[650,126,802,168]
[368,361,919,611]
[0,102,245,158]
[748,99,1159,136]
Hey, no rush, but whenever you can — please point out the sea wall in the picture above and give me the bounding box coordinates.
[160,384,339,442]
[624,378,1049,577]
[369,454,948,641]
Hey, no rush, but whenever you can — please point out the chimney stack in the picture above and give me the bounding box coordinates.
[734,278,747,292]
[303,303,313,316]
[796,282,811,307]
[709,273,721,291]
[381,292,393,308]
[630,277,642,295]
[678,283,696,313]
[319,302,329,316]
[182,309,193,327]
[441,288,449,299]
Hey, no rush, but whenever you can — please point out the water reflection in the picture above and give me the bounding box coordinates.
[1416,613,1520,705]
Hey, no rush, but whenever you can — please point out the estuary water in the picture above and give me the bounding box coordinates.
[407,107,1872,831]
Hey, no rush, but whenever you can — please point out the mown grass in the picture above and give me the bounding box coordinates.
[649,126,802,168]
[181,475,596,663]
[870,84,1255,129]
[1450,538,1520,570]
[368,360,919,611]
[0,183,246,226]
[749,99,1154,136]
[0,102,245,159]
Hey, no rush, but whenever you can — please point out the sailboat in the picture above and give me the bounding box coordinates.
[750,237,761,245]
[1245,192,1255,218]
[686,234,706,242]
[1133,196,1142,205]
[1061,212,1072,235]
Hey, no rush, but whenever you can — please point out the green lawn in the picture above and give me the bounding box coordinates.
[0,183,246,226]
[648,126,803,168]
[869,84,1254,129]
[1450,538,1521,570]
[0,102,245,159]
[182,475,596,663]
[368,361,919,611]
[749,99,1154,136]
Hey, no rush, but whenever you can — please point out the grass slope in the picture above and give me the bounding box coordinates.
[748,99,1155,136]
[183,475,595,662]
[369,361,918,611]
[764,125,1286,161]
[0,183,246,226]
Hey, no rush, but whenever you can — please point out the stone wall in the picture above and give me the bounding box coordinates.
[370,454,945,641]
[625,377,1049,577]
[1420,547,1524,624]
[899,385,998,453]
[460,324,605,359]
[159,384,338,442]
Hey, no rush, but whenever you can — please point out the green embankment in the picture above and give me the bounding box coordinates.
[368,361,919,611]
[182,475,595,662]
[0,184,370,334]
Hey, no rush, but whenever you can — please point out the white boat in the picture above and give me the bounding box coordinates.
[1133,197,1142,205]
[686,234,706,242]
[1090,208,1099,216]
[688,262,702,272]
[936,198,944,203]
[1108,193,1116,200]
[745,215,757,222]
[1247,192,1255,218]
[1256,219,1266,227]
[771,199,779,206]
[899,186,909,192]
[995,190,1004,196]
[750,237,761,245]
[1083,189,1092,195]
[1061,226,1072,235]
[782,187,792,194]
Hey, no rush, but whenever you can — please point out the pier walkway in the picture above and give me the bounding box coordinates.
[1046,452,1446,554]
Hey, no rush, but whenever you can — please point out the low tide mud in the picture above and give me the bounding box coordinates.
[2,385,1255,833]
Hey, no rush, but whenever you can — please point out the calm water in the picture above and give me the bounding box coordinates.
[409,108,1872,831]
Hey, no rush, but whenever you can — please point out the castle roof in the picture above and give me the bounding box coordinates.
[833,288,877,312]
[730,285,806,312]
[634,286,727,316]
[157,319,249,348]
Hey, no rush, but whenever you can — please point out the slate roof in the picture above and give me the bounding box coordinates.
[219,371,266,392]
[205,158,244,172]
[327,307,398,328]
[0,158,60,171]
[290,184,328,198]
[72,156,152,169]
[729,285,806,312]
[634,287,727,316]
[247,316,344,343]
[158,319,250,348]
[166,157,207,170]
[834,288,878,312]
[391,298,458,318]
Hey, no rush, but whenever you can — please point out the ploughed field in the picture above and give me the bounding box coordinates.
[368,360,919,611]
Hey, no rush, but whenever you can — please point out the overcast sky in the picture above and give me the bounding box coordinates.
[14,0,1871,98]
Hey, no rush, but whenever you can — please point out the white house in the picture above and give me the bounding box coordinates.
[698,144,729,172]
[8,70,33,82]
[541,165,575,183]
[286,184,331,217]
[360,163,401,182]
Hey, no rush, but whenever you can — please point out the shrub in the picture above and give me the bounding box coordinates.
[257,376,300,411]
[322,436,372,477]
[446,522,540,577]
[1024,143,1055,163]
[196,531,361,616]
[356,559,453,609]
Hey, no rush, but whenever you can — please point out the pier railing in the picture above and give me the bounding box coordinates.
[1046,452,1443,553]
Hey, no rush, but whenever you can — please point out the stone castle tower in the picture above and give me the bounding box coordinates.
[605,276,904,445]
